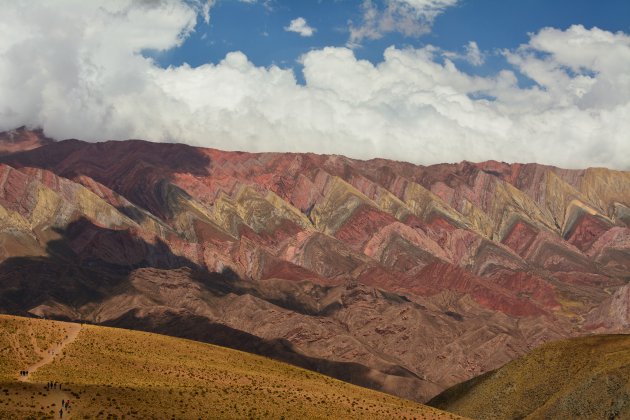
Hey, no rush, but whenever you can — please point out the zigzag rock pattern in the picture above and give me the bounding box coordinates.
[1,128,629,402]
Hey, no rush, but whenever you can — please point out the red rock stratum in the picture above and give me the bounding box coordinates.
[0,129,629,402]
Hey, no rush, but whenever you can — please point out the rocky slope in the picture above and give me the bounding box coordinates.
[0,128,629,402]
[428,334,630,419]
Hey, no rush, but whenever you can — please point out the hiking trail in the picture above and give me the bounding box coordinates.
[16,322,82,418]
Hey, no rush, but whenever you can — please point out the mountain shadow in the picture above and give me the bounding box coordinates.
[0,138,213,220]
[0,217,428,400]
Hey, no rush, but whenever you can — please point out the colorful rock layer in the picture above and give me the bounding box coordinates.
[0,128,629,402]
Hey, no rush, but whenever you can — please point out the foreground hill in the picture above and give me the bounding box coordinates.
[0,315,459,419]
[0,128,629,401]
[429,334,630,419]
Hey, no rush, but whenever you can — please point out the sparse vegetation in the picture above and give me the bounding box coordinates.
[1,315,461,419]
[0,316,68,380]
[429,334,630,419]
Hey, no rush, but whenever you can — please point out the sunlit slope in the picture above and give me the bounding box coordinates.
[0,315,461,419]
[0,316,68,379]
[428,334,630,419]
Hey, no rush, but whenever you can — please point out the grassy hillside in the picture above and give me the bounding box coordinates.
[429,334,630,419]
[0,315,461,419]
[0,316,68,379]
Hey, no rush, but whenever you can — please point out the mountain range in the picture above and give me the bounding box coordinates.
[0,126,629,402]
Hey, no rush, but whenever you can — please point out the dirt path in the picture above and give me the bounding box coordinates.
[16,322,82,418]
[17,322,82,381]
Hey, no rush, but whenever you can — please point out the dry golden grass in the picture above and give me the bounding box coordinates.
[1,315,463,419]
[430,334,630,419]
[0,316,68,380]
[0,381,65,419]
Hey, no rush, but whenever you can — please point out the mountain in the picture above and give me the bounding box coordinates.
[0,127,53,155]
[428,334,630,419]
[0,314,461,419]
[0,129,629,402]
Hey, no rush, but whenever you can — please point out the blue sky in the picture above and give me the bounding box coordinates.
[151,0,630,83]
[2,1,630,168]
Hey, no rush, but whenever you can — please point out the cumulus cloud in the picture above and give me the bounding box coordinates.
[285,17,316,37]
[348,0,459,47]
[0,1,629,170]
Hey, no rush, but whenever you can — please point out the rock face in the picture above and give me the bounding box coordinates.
[0,130,629,402]
[428,334,630,419]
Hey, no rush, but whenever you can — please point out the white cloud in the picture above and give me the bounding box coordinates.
[195,0,213,24]
[238,0,274,11]
[0,2,629,170]
[349,0,459,47]
[443,41,485,66]
[503,25,630,110]
[464,41,484,66]
[285,17,316,37]
[396,0,460,19]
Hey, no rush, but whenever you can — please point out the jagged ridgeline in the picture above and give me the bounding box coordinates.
[0,128,629,403]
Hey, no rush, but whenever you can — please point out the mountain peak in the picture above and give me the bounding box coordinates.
[0,126,54,155]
